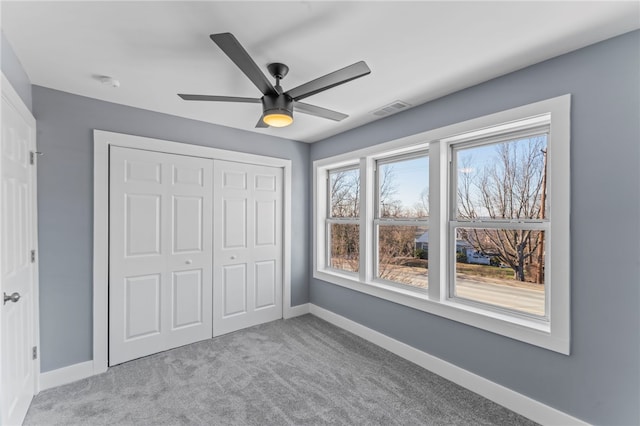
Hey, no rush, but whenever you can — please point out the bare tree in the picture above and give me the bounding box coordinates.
[377,164,427,283]
[377,225,420,279]
[329,223,360,272]
[329,170,360,271]
[379,165,403,217]
[413,186,429,218]
[330,170,359,217]
[457,137,547,282]
[329,164,428,283]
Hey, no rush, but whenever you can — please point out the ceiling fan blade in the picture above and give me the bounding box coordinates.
[210,33,276,96]
[255,116,269,128]
[294,102,348,121]
[178,94,261,103]
[285,61,371,101]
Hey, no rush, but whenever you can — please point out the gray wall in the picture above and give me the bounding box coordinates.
[1,31,32,111]
[32,86,310,372]
[310,30,640,425]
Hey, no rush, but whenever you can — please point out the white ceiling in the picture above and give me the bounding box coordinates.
[2,1,639,143]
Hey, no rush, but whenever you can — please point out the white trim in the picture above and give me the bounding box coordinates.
[39,361,95,391]
[30,106,41,395]
[0,73,34,127]
[1,73,41,396]
[313,95,571,354]
[282,163,293,320]
[284,303,310,319]
[93,130,293,374]
[92,136,109,375]
[309,304,588,426]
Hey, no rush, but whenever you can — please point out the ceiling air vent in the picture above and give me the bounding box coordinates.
[371,100,411,117]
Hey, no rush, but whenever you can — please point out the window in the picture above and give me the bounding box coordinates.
[375,154,429,289]
[327,167,360,273]
[450,133,549,318]
[314,95,570,354]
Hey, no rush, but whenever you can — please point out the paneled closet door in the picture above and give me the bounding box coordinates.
[213,160,283,336]
[109,147,213,365]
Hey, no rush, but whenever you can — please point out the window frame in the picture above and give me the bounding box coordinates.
[313,95,571,354]
[447,127,551,320]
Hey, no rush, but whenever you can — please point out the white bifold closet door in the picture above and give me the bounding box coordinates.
[109,147,213,366]
[213,160,283,336]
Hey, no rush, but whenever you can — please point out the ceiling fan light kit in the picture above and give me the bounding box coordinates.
[262,113,293,127]
[178,32,371,129]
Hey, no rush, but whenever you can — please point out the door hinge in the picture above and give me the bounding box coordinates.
[32,346,38,360]
[30,151,43,165]
[30,250,36,263]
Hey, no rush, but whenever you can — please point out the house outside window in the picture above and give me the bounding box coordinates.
[314,95,570,354]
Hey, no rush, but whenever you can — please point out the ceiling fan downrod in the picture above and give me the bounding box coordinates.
[268,62,289,94]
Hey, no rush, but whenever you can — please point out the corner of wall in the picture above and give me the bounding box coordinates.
[1,31,33,111]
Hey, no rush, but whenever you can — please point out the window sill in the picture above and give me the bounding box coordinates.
[313,268,568,355]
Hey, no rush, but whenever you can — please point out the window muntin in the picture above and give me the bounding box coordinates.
[450,135,549,317]
[375,154,429,289]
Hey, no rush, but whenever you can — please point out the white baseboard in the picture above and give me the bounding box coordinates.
[284,303,310,319]
[38,360,95,392]
[308,304,588,426]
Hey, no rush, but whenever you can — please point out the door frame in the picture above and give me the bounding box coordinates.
[0,72,40,396]
[92,130,292,374]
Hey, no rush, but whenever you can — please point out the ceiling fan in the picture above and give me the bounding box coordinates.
[178,32,371,128]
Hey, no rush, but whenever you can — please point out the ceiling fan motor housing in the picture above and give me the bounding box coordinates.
[262,94,293,117]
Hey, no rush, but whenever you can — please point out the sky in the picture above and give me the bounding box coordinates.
[381,135,547,215]
[331,135,547,217]
[379,155,428,213]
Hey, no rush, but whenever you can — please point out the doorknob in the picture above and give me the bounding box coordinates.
[3,292,21,305]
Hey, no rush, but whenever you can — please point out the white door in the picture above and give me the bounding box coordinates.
[109,147,213,365]
[213,160,283,336]
[1,79,37,425]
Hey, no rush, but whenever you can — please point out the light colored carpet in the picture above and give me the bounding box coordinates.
[24,315,537,425]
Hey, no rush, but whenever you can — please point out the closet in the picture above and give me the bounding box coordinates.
[108,145,283,365]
